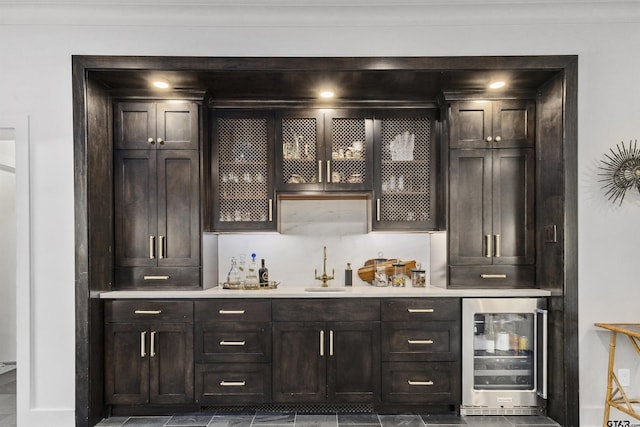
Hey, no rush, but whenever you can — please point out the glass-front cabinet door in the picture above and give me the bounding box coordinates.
[210,111,276,231]
[276,109,373,192]
[372,110,438,231]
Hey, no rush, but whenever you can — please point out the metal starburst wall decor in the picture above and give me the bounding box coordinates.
[599,140,640,205]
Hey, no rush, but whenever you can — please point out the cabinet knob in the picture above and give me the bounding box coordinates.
[486,136,493,142]
[157,138,164,145]
[148,137,155,144]
[495,136,502,142]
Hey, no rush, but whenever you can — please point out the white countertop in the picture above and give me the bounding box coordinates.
[99,283,551,299]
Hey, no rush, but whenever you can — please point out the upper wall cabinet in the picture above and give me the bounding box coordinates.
[275,109,374,192]
[114,101,199,150]
[372,110,439,231]
[210,110,276,231]
[449,100,535,149]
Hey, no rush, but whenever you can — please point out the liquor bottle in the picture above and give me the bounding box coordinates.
[259,258,269,287]
[485,314,496,354]
[496,317,510,352]
[244,253,260,288]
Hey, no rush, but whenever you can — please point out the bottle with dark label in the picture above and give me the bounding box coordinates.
[259,258,268,287]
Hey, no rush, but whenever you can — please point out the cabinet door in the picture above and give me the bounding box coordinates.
[276,110,325,191]
[449,101,492,149]
[272,322,326,402]
[373,111,438,230]
[104,323,150,405]
[114,102,157,150]
[324,110,373,191]
[114,150,158,268]
[211,112,276,231]
[492,149,535,265]
[157,150,200,267]
[449,149,493,265]
[156,102,199,150]
[149,322,194,404]
[491,100,535,149]
[327,322,380,403]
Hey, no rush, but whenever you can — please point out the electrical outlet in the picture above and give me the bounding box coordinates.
[618,368,631,387]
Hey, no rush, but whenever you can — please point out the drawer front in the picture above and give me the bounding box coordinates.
[114,267,201,290]
[382,322,459,362]
[105,300,193,323]
[195,300,271,322]
[382,362,459,404]
[273,299,380,322]
[195,363,271,404]
[448,266,535,288]
[382,298,460,322]
[195,323,271,363]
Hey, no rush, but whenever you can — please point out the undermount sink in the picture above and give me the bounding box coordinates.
[304,287,347,292]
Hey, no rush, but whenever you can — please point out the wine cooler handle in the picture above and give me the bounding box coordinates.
[536,307,548,399]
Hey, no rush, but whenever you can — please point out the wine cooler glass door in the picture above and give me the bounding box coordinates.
[473,312,535,391]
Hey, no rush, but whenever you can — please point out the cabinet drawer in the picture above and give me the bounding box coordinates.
[115,267,201,290]
[382,362,459,404]
[105,300,193,323]
[195,322,271,363]
[382,322,459,362]
[448,266,535,288]
[195,363,271,404]
[195,300,271,322]
[382,298,459,321]
[273,299,380,322]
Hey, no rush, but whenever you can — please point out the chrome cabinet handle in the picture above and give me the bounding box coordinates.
[143,275,170,281]
[134,310,162,315]
[326,161,331,183]
[150,331,156,357]
[149,236,155,259]
[329,330,334,356]
[407,308,434,313]
[159,236,165,259]
[140,331,147,358]
[408,380,434,386]
[376,199,381,221]
[318,160,323,183]
[220,381,246,387]
[481,274,507,279]
[494,234,501,257]
[268,199,273,222]
[485,234,492,257]
[219,310,245,315]
[536,308,549,399]
[320,330,325,356]
[148,137,155,145]
[408,339,433,345]
[220,340,246,346]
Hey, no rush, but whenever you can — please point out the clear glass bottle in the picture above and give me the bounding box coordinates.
[244,253,260,289]
[238,253,247,286]
[227,257,241,288]
[373,256,388,287]
[391,263,406,287]
[485,314,496,354]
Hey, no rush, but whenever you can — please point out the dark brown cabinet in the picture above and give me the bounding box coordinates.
[449,99,535,149]
[104,300,194,406]
[272,299,380,404]
[380,299,460,406]
[276,110,373,192]
[114,101,199,150]
[209,111,276,231]
[114,149,201,288]
[448,148,535,287]
[372,110,439,231]
[194,300,272,404]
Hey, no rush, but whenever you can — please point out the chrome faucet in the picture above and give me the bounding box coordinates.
[314,246,335,287]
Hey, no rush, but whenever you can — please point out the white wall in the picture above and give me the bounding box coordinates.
[3,1,640,425]
[0,136,16,363]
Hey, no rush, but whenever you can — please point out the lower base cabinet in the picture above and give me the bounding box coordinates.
[104,300,194,406]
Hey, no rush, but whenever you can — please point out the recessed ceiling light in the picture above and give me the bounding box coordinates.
[489,81,506,89]
[152,79,170,89]
[320,90,335,99]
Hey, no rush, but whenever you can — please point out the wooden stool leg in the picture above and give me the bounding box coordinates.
[604,331,617,427]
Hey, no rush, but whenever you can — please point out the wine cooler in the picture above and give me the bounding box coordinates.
[461,298,547,415]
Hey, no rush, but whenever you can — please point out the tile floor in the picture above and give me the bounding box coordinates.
[0,367,16,427]
[0,369,560,427]
[95,412,561,427]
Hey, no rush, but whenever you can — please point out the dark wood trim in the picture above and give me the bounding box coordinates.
[74,54,579,427]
